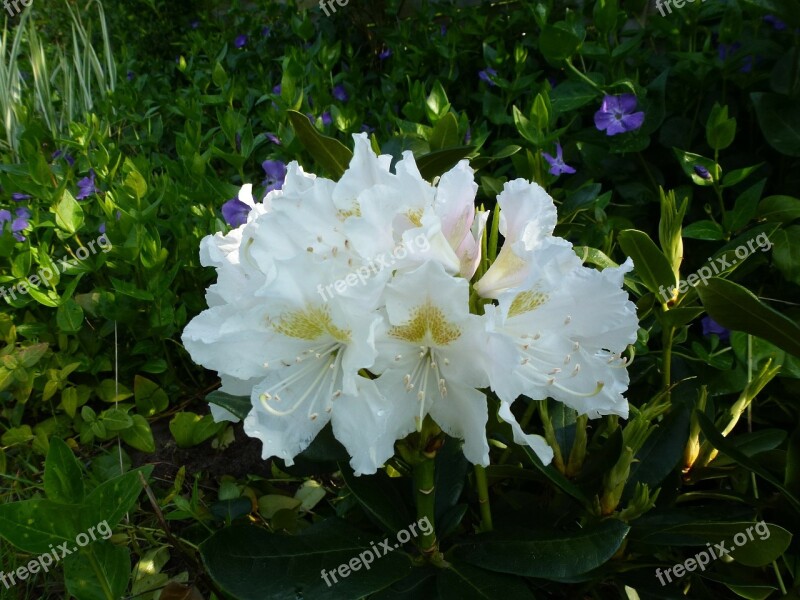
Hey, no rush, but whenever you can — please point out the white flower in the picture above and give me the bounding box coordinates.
[474,179,558,298]
[182,133,639,473]
[372,261,492,465]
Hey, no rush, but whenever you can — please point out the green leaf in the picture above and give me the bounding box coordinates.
[758,195,800,223]
[696,278,800,357]
[617,229,676,295]
[99,408,133,431]
[453,519,629,579]
[340,467,412,535]
[56,299,84,333]
[539,23,581,62]
[751,92,800,157]
[55,189,85,234]
[0,498,77,553]
[134,375,169,417]
[44,437,85,504]
[550,80,598,114]
[772,226,800,284]
[428,113,459,152]
[120,415,155,453]
[64,543,131,600]
[695,411,800,512]
[436,561,532,599]
[416,146,474,182]
[83,465,154,530]
[206,390,251,420]
[425,81,451,122]
[682,220,724,241]
[728,524,792,567]
[287,110,353,180]
[519,444,591,507]
[623,405,690,498]
[672,148,717,186]
[169,412,224,448]
[96,379,133,403]
[200,520,413,600]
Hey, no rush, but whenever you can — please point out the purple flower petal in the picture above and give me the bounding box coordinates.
[221,198,251,227]
[617,94,639,114]
[0,209,11,223]
[234,34,248,49]
[11,193,30,201]
[620,111,645,132]
[702,316,730,342]
[332,84,349,102]
[266,132,281,145]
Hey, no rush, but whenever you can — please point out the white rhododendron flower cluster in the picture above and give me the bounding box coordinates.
[182,134,638,475]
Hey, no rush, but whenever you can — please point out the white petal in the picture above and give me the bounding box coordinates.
[497,402,554,464]
[331,378,396,475]
[428,382,489,466]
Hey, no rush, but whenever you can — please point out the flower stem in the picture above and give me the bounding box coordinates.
[474,464,493,532]
[412,456,439,557]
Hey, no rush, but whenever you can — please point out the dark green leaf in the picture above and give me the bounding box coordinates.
[287,110,353,179]
[696,278,800,357]
[454,519,629,579]
[201,520,413,600]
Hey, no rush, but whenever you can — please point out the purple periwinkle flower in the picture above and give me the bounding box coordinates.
[11,193,30,201]
[718,42,742,62]
[321,112,332,126]
[764,15,787,31]
[273,84,281,95]
[99,222,106,234]
[379,48,392,61]
[440,24,447,36]
[266,132,281,145]
[76,169,98,200]
[127,71,135,81]
[694,165,711,180]
[234,34,248,49]
[542,143,576,176]
[221,198,251,228]
[262,26,271,37]
[332,84,349,102]
[701,316,730,342]
[594,94,645,136]
[52,150,76,166]
[478,68,498,86]
[262,160,287,194]
[1,207,30,241]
